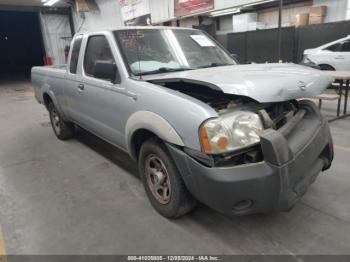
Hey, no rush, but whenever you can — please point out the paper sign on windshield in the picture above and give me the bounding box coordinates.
[190,35,215,47]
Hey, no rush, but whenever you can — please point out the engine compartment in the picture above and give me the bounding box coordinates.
[150,79,300,167]
[150,79,299,126]
[150,80,252,112]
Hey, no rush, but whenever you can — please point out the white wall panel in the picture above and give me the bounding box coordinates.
[150,0,174,24]
[40,13,71,65]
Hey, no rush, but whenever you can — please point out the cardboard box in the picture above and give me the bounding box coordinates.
[76,0,98,13]
[309,15,325,25]
[310,6,327,17]
[294,13,309,27]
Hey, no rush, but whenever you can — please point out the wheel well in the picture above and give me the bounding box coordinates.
[131,129,158,160]
[319,64,335,71]
[43,93,53,110]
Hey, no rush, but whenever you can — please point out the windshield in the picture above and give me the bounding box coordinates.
[114,29,236,76]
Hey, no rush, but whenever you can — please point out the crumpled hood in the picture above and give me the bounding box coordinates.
[145,63,334,103]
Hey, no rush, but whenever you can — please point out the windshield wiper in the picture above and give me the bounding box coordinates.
[197,63,232,69]
[135,67,192,76]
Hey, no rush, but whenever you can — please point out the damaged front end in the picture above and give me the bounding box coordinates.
[149,78,321,168]
[156,78,334,215]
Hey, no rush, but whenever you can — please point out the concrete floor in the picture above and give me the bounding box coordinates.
[0,78,350,255]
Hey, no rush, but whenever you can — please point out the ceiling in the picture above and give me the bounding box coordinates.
[0,0,68,7]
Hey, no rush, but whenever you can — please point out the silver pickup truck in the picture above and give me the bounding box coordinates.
[32,27,334,218]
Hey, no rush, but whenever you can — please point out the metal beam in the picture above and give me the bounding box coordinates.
[68,7,76,36]
[277,0,283,61]
[0,4,70,13]
[0,4,40,11]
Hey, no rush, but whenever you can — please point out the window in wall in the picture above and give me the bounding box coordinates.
[69,36,83,74]
[84,35,115,76]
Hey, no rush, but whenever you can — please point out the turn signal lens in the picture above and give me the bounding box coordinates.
[200,127,212,153]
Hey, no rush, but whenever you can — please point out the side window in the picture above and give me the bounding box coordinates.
[325,43,341,52]
[84,35,115,77]
[339,40,350,52]
[69,36,83,74]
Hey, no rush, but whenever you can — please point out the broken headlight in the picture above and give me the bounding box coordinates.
[200,111,263,154]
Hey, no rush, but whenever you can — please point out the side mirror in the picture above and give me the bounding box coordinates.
[93,60,120,83]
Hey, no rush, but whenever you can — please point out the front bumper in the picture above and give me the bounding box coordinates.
[167,100,334,216]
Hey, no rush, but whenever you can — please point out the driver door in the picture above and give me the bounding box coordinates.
[71,34,127,147]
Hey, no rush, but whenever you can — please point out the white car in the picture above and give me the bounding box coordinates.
[303,35,350,71]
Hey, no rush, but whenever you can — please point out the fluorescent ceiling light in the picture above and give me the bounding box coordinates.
[44,0,61,6]
[209,8,240,17]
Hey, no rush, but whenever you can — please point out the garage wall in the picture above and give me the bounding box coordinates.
[148,0,289,25]
[73,0,123,33]
[228,26,296,63]
[227,19,350,63]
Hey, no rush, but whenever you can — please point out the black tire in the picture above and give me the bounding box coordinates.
[138,137,197,218]
[319,64,335,71]
[48,102,75,140]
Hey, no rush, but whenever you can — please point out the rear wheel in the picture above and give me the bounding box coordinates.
[48,102,75,140]
[138,138,196,218]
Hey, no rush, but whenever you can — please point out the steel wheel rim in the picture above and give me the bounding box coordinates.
[51,109,61,135]
[145,154,171,205]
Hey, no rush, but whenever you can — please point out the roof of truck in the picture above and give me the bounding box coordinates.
[77,26,198,35]
[116,26,196,30]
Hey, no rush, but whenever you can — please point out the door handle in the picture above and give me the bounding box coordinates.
[77,84,85,91]
[335,56,345,60]
[127,91,138,101]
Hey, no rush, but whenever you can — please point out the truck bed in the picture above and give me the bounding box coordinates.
[31,65,67,104]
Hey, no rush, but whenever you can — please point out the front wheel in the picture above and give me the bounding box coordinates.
[138,138,197,218]
[48,102,75,140]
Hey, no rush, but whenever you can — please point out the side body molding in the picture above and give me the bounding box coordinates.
[125,111,184,159]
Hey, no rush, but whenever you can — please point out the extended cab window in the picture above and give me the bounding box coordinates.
[84,35,115,77]
[69,36,83,74]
